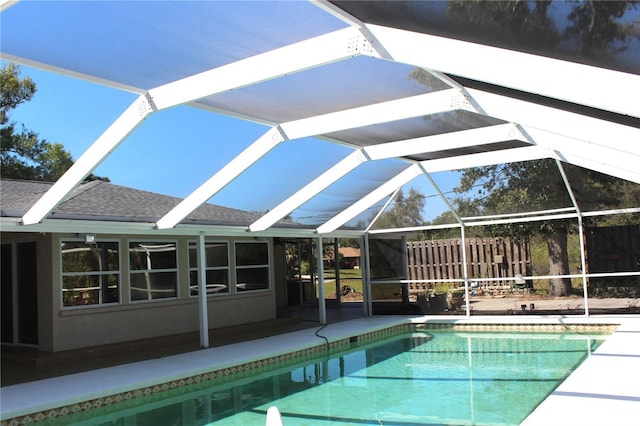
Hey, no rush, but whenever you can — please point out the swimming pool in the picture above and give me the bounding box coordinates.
[53,328,606,425]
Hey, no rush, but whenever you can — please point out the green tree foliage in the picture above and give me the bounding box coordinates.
[448,0,559,50]
[371,187,426,231]
[1,64,108,182]
[566,0,639,55]
[417,0,640,297]
[452,159,639,296]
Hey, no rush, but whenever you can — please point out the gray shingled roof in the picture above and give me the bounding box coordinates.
[0,179,282,227]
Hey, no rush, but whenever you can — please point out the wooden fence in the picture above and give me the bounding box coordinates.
[406,238,531,294]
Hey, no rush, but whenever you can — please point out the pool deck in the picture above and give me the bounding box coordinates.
[1,314,639,425]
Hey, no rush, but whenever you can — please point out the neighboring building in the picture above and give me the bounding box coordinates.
[339,246,360,269]
[0,179,306,352]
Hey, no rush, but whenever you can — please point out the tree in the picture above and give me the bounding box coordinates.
[412,0,640,297]
[566,0,639,56]
[1,64,107,182]
[371,187,426,231]
[447,0,559,51]
[452,159,638,296]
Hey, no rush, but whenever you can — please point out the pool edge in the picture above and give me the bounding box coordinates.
[0,315,631,425]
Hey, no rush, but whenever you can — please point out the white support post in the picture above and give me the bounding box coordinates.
[22,94,155,225]
[460,225,471,317]
[316,237,327,325]
[197,233,210,348]
[556,159,590,317]
[156,128,285,229]
[401,236,409,306]
[577,216,590,317]
[362,234,372,317]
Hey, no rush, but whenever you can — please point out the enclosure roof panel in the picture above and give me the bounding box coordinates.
[1,0,638,234]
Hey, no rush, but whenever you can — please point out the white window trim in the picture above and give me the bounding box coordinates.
[234,240,271,294]
[188,239,230,297]
[128,239,179,303]
[59,238,121,310]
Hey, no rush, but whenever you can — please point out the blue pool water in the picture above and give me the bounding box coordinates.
[75,330,605,425]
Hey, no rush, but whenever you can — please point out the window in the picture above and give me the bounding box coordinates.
[61,241,120,307]
[129,242,178,301]
[235,241,269,292]
[188,241,229,296]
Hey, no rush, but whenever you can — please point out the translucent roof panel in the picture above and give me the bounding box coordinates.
[325,111,515,159]
[210,137,354,213]
[1,1,347,90]
[199,57,445,124]
[289,158,409,226]
[1,1,637,235]
[332,0,640,75]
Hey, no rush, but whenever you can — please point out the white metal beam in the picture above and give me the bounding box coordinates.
[467,89,640,157]
[253,121,519,232]
[148,28,376,110]
[280,89,468,139]
[421,145,552,174]
[22,95,156,225]
[364,123,526,160]
[249,150,368,232]
[316,165,422,234]
[523,127,640,184]
[317,145,550,234]
[367,24,640,118]
[250,90,470,232]
[156,128,285,229]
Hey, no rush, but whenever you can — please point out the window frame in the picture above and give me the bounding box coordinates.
[60,238,121,309]
[128,240,179,303]
[188,240,230,297]
[234,240,271,293]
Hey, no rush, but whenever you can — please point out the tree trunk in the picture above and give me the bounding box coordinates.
[546,232,572,296]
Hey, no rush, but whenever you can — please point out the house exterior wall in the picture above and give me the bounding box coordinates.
[41,233,277,352]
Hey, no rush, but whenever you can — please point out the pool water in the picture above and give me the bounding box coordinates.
[77,330,605,426]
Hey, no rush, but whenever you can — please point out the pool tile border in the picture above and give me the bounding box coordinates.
[0,321,617,426]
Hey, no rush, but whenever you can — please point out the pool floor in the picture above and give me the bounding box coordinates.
[67,330,606,425]
[2,316,638,426]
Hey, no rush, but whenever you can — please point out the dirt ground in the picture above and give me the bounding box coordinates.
[339,290,639,315]
[467,294,639,313]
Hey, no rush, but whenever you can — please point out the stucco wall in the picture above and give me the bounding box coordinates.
[48,233,277,352]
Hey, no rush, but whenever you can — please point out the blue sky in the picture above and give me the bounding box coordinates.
[6,64,355,211]
[7,63,458,223]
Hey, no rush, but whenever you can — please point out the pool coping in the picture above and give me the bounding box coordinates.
[1,314,638,425]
